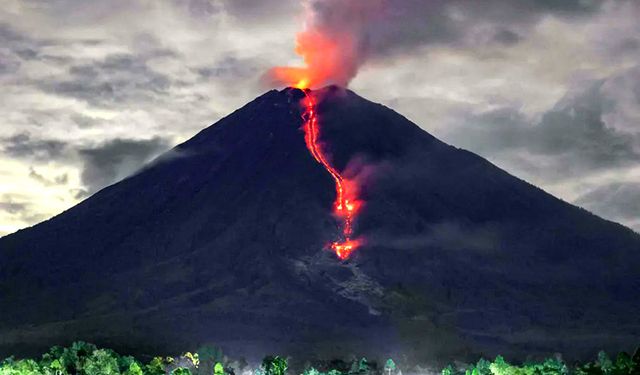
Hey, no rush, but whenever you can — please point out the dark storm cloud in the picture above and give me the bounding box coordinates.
[78,137,171,195]
[447,80,640,178]
[1,132,68,161]
[40,53,172,107]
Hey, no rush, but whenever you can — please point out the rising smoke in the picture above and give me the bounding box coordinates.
[268,0,605,88]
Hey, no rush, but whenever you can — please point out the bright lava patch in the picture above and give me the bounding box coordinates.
[301,90,361,259]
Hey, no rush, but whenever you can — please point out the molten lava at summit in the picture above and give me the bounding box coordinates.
[301,90,362,259]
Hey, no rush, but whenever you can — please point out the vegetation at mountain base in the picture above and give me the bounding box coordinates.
[0,342,638,375]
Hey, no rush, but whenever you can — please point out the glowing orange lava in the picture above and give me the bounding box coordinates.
[301,90,362,259]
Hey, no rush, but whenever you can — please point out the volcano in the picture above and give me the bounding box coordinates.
[0,87,639,365]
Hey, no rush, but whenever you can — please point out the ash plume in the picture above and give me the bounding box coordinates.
[268,0,605,88]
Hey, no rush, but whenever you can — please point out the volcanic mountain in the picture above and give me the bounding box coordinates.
[1,87,639,366]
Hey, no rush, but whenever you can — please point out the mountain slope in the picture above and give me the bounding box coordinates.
[0,86,638,365]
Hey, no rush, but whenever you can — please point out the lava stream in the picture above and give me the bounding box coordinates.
[301,90,361,259]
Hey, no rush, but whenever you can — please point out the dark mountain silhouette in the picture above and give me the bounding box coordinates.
[1,86,638,366]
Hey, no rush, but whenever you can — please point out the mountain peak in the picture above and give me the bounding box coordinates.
[1,89,639,364]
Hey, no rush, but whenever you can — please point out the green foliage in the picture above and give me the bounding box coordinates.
[262,356,288,375]
[1,342,639,375]
[0,358,41,375]
[182,352,200,369]
[384,359,396,374]
[83,349,120,375]
[214,362,225,375]
[145,357,167,375]
[125,362,144,375]
[173,368,193,375]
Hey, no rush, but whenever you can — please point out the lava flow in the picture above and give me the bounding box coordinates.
[300,89,361,259]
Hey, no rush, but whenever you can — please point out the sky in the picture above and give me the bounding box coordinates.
[1,0,639,236]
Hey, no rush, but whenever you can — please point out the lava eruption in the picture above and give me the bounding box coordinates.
[268,0,378,258]
[268,0,382,89]
[301,90,362,259]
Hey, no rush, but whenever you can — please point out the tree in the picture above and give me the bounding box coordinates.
[83,349,119,375]
[476,359,492,375]
[612,353,635,375]
[539,357,568,375]
[384,359,397,375]
[215,362,225,375]
[262,356,288,375]
[49,359,64,375]
[173,368,193,375]
[146,357,168,375]
[0,359,41,375]
[125,362,144,375]
[599,352,614,375]
[442,364,455,375]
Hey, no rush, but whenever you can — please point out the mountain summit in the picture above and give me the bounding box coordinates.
[1,86,638,365]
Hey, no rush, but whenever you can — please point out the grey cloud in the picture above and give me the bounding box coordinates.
[0,201,27,215]
[0,194,49,225]
[29,167,68,187]
[71,113,101,128]
[618,38,640,53]
[40,53,172,107]
[220,0,298,22]
[1,132,68,161]
[78,137,171,195]
[310,0,606,59]
[447,80,640,179]
[194,56,261,81]
[174,0,222,18]
[493,29,521,46]
[0,51,20,75]
[576,182,640,230]
[0,22,103,77]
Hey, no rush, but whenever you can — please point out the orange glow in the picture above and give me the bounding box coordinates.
[270,26,359,89]
[301,90,362,259]
[331,238,362,260]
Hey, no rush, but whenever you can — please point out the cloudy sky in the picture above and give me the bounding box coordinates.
[1,0,639,236]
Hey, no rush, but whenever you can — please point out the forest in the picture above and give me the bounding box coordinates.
[1,342,639,375]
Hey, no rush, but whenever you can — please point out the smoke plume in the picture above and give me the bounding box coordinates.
[268,0,384,88]
[267,0,604,89]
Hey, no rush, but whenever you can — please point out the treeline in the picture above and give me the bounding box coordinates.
[0,341,638,375]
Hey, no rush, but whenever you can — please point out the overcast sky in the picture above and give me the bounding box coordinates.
[1,0,639,236]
